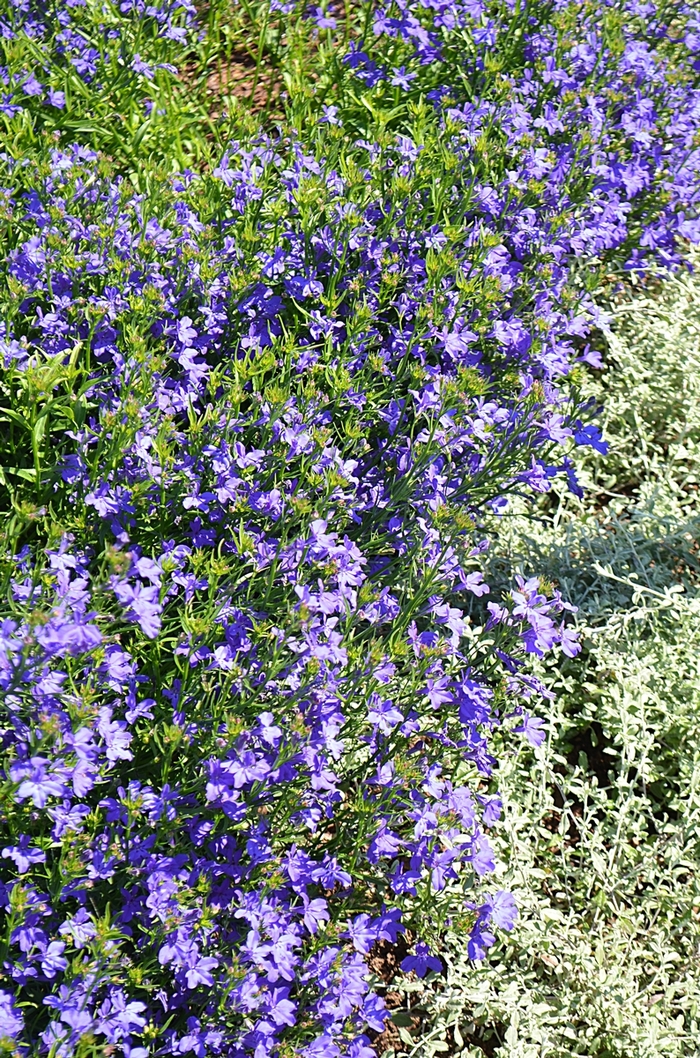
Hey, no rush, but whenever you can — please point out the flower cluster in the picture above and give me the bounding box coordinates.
[0,0,196,165]
[0,0,698,1054]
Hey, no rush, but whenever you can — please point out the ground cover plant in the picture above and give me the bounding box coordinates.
[379,250,700,1057]
[0,1,698,1055]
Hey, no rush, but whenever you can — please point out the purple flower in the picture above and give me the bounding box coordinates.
[185,956,219,990]
[0,95,21,117]
[574,422,609,454]
[514,712,547,747]
[401,941,443,977]
[58,910,97,949]
[367,696,404,733]
[559,625,580,658]
[35,618,102,658]
[41,942,68,979]
[485,891,518,931]
[131,53,155,77]
[301,896,330,934]
[348,1038,375,1058]
[302,1034,341,1057]
[22,74,43,97]
[359,992,387,1032]
[470,837,496,876]
[390,66,416,90]
[10,758,66,808]
[468,924,496,961]
[2,836,46,874]
[320,104,341,125]
[0,991,23,1038]
[267,987,297,1027]
[342,914,380,954]
[112,579,162,638]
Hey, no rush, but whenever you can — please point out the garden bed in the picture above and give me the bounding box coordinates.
[0,1,698,1055]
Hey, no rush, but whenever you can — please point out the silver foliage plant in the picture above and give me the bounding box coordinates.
[383,252,700,1057]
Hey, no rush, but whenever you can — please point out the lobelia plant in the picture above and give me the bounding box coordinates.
[0,1,698,1056]
[0,0,205,168]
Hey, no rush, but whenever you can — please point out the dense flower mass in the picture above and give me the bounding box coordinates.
[0,0,698,1054]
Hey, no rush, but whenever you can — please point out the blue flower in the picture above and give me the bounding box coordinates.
[574,422,609,454]
[401,942,443,977]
